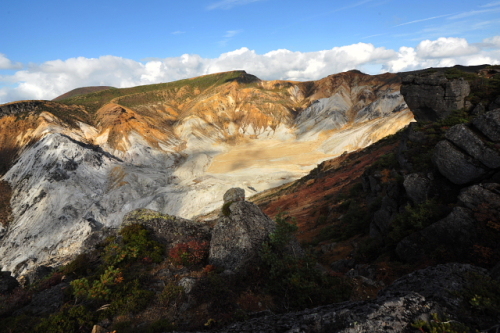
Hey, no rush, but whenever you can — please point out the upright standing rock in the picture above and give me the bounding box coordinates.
[209,188,276,274]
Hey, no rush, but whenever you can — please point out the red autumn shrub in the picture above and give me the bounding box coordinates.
[169,240,209,266]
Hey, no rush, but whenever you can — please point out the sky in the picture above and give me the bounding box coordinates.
[1,0,500,104]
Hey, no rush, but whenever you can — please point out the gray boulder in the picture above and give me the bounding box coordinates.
[403,173,432,205]
[445,124,500,168]
[209,189,276,273]
[381,263,486,313]
[396,207,476,262]
[471,103,486,116]
[223,187,245,203]
[458,183,500,210]
[122,209,211,250]
[401,72,470,122]
[472,109,500,142]
[433,140,487,184]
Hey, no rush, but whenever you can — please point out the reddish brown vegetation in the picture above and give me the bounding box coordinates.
[169,240,210,266]
[254,141,399,244]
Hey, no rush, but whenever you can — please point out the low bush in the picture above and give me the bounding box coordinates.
[412,313,470,333]
[34,305,95,333]
[389,200,448,244]
[169,240,209,266]
[260,214,352,310]
[461,272,500,318]
[104,224,164,266]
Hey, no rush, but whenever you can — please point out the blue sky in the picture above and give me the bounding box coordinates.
[1,0,500,103]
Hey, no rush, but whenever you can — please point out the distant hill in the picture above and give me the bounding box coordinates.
[52,86,115,101]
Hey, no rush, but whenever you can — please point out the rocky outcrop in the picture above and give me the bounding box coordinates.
[445,123,500,169]
[208,188,276,273]
[473,109,500,142]
[0,271,19,294]
[432,110,500,184]
[123,209,211,250]
[187,263,490,333]
[432,139,488,184]
[396,182,500,263]
[401,72,470,122]
[396,206,477,262]
[0,101,44,118]
[403,173,432,205]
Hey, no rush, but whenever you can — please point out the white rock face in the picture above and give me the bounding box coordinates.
[0,84,413,277]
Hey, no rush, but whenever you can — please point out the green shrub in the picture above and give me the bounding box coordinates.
[71,266,123,301]
[34,305,95,333]
[412,313,470,333]
[260,214,351,310]
[104,224,164,266]
[105,279,155,315]
[389,200,448,244]
[461,272,500,318]
[160,283,185,304]
[0,314,40,333]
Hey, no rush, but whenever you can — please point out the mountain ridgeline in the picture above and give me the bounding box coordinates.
[1,66,500,332]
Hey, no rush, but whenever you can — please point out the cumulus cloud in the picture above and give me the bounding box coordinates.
[1,36,500,104]
[0,54,22,70]
[416,37,479,58]
[484,36,500,47]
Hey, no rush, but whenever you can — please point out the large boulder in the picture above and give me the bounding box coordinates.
[472,109,500,142]
[0,271,19,294]
[403,173,432,205]
[209,188,276,273]
[122,209,211,250]
[401,72,470,122]
[445,124,500,169]
[396,207,476,262]
[432,140,487,184]
[458,183,500,211]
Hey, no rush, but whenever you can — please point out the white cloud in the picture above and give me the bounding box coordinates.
[416,37,479,58]
[0,54,22,70]
[207,0,265,10]
[1,36,500,104]
[484,36,500,47]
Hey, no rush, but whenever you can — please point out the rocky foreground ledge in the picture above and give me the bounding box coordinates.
[180,263,499,333]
